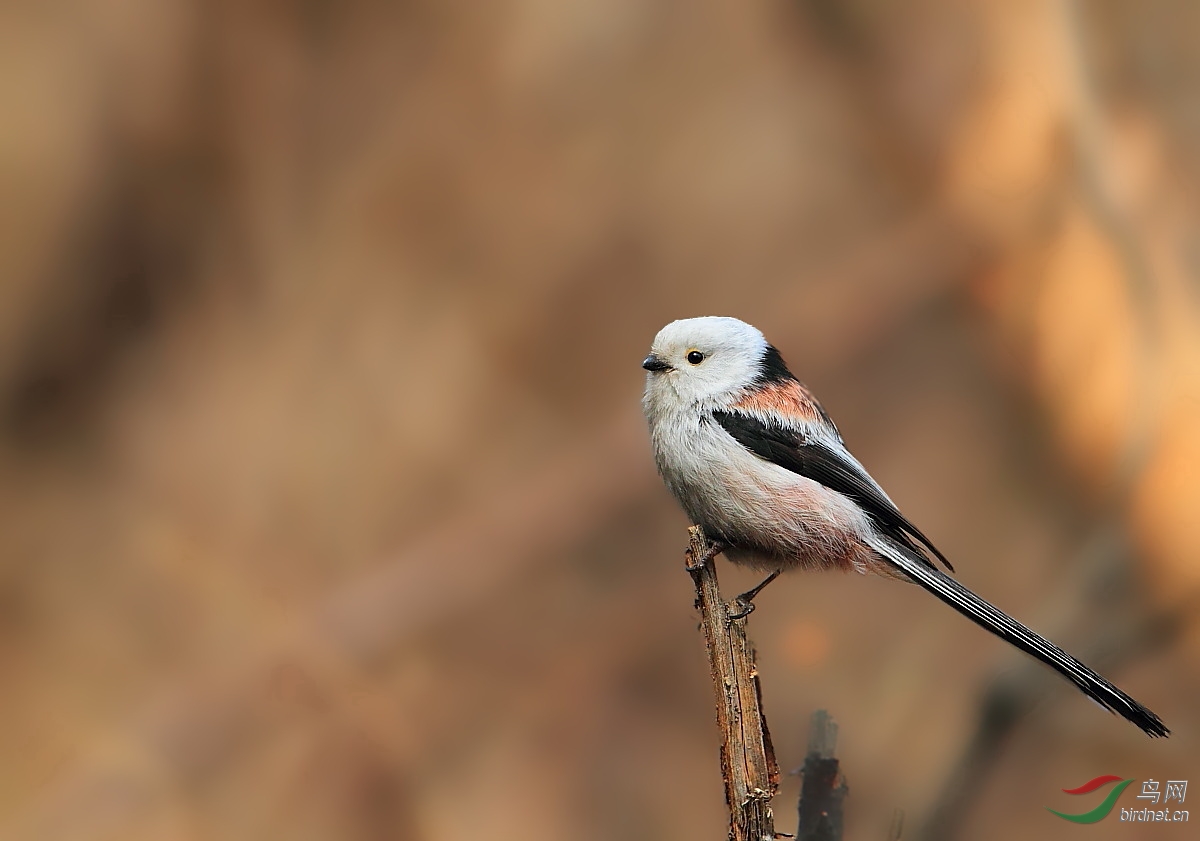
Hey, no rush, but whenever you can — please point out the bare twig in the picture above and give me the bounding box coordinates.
[796,710,847,841]
[686,525,780,841]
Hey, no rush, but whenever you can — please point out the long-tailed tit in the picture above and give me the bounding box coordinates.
[642,316,1168,737]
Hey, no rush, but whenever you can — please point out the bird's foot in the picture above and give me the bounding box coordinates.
[685,531,726,571]
[727,570,781,620]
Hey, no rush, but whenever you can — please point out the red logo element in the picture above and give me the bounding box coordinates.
[1062,775,1126,795]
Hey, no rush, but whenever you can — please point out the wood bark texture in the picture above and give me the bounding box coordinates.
[685,525,780,841]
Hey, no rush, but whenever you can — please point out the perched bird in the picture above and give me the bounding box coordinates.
[642,315,1168,737]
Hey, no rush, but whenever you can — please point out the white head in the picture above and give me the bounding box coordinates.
[642,316,775,411]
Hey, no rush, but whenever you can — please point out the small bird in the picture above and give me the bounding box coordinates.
[642,316,1168,737]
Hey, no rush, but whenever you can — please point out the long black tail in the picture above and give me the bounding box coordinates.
[872,538,1169,737]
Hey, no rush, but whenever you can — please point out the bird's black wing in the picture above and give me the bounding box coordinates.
[712,409,954,572]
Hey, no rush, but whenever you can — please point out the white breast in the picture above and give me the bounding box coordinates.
[649,408,874,571]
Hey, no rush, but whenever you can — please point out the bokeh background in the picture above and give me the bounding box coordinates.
[2,1,1199,839]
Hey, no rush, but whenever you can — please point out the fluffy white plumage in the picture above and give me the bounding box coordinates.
[643,318,877,573]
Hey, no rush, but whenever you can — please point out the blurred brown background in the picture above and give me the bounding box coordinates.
[1,1,1198,839]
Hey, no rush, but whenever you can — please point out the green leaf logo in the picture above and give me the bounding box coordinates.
[1047,775,1135,823]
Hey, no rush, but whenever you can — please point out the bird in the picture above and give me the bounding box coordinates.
[641,315,1168,737]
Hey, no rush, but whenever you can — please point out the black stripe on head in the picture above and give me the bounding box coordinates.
[754,345,798,386]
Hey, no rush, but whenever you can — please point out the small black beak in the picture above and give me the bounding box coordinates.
[642,353,672,372]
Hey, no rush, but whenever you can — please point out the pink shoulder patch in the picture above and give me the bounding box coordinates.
[732,382,824,426]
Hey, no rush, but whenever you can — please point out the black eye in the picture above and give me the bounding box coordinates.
[686,350,705,365]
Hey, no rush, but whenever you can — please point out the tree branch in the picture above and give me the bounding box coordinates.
[686,525,780,841]
[797,710,847,841]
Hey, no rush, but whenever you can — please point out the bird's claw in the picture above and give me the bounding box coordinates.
[725,569,782,621]
[698,540,725,567]
[686,535,726,571]
[727,597,756,620]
